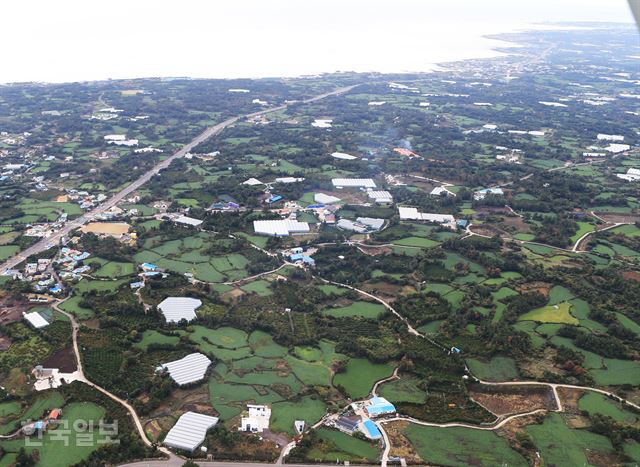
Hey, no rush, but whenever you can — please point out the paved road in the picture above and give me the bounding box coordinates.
[0,85,358,274]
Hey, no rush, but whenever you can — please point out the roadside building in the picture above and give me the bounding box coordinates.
[361,419,382,440]
[335,416,360,434]
[239,405,271,433]
[314,193,341,204]
[473,188,504,201]
[367,190,393,205]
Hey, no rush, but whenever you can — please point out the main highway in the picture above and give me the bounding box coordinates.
[0,85,358,273]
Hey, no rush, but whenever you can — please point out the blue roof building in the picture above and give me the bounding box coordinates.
[362,420,382,440]
[306,204,325,209]
[366,397,396,417]
[267,194,283,204]
[457,219,469,228]
[141,263,158,271]
[290,254,315,266]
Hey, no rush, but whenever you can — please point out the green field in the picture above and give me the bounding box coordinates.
[404,424,527,467]
[0,401,20,417]
[466,356,518,381]
[239,280,272,296]
[526,413,613,466]
[324,301,385,319]
[0,402,106,467]
[270,396,326,435]
[93,260,135,278]
[518,302,579,325]
[393,237,439,248]
[333,358,395,399]
[308,428,380,462]
[570,221,596,243]
[578,392,639,425]
[379,376,426,404]
[59,296,95,319]
[133,330,181,350]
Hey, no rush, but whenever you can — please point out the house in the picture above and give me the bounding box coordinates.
[331,152,358,160]
[266,194,283,204]
[290,253,315,266]
[242,177,263,186]
[616,167,640,182]
[430,186,454,196]
[275,177,305,183]
[239,405,271,433]
[158,297,202,323]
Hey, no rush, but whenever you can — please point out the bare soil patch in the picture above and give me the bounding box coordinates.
[384,420,422,464]
[469,224,507,238]
[0,332,11,350]
[517,282,551,298]
[469,384,557,415]
[358,244,393,256]
[42,346,77,372]
[622,271,640,283]
[500,215,533,233]
[80,222,131,236]
[556,387,583,413]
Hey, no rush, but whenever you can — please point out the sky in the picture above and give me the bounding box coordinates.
[1,0,634,84]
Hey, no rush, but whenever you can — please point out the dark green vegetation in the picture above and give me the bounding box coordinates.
[0,24,639,466]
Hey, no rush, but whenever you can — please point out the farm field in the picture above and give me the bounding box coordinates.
[323,301,385,319]
[526,413,614,466]
[333,358,395,399]
[403,423,527,467]
[307,428,380,462]
[466,357,518,382]
[378,376,426,404]
[518,302,579,325]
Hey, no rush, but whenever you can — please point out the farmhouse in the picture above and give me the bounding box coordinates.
[240,404,271,433]
[158,297,202,323]
[332,178,376,189]
[158,353,212,386]
[335,416,360,434]
[164,412,219,452]
[253,219,310,237]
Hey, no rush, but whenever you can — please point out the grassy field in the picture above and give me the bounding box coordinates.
[518,302,579,325]
[570,222,596,243]
[239,280,272,296]
[270,396,326,435]
[578,392,639,425]
[307,428,380,462]
[286,356,332,386]
[393,237,440,248]
[379,376,426,404]
[526,413,613,466]
[0,402,106,467]
[466,356,518,381]
[611,224,640,238]
[333,358,395,399]
[324,301,385,319]
[59,296,95,319]
[318,284,350,295]
[404,424,527,467]
[0,401,20,417]
[93,260,135,278]
[548,285,575,305]
[133,330,181,350]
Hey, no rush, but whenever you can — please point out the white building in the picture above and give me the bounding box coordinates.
[158,297,202,323]
[314,193,341,204]
[158,353,211,386]
[104,134,126,141]
[367,190,393,204]
[332,178,376,189]
[474,187,504,200]
[604,143,630,153]
[242,178,263,186]
[275,177,305,184]
[430,186,454,196]
[253,219,310,237]
[164,412,219,452]
[597,133,624,142]
[398,207,455,225]
[174,216,203,227]
[23,311,50,329]
[331,152,358,160]
[239,405,271,433]
[616,168,640,182]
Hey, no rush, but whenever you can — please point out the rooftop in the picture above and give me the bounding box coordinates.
[158,297,202,323]
[164,411,219,451]
[159,353,211,386]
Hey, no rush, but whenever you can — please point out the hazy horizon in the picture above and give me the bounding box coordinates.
[2,0,634,84]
